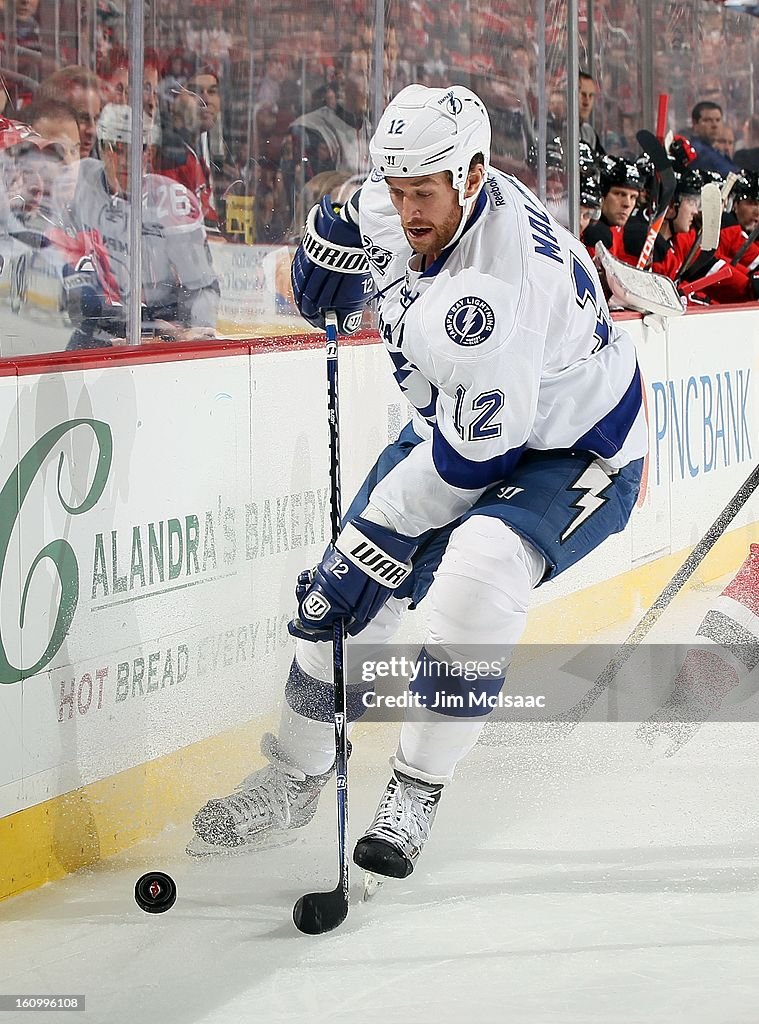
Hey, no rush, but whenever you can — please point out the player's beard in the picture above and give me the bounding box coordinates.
[402,203,464,258]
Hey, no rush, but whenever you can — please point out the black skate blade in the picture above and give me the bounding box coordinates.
[293,883,348,935]
[353,836,413,879]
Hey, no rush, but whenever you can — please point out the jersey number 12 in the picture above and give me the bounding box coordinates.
[453,386,504,441]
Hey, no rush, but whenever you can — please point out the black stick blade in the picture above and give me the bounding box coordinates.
[635,129,676,211]
[293,883,349,935]
[636,129,669,171]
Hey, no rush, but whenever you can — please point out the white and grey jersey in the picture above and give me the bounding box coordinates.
[55,159,218,326]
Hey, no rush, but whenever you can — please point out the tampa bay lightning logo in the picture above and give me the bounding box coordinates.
[445,296,495,347]
[362,235,393,275]
[438,90,463,116]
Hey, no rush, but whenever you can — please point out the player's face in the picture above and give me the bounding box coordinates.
[579,206,599,233]
[101,140,148,196]
[385,166,484,260]
[144,67,159,121]
[735,197,759,233]
[672,195,699,234]
[12,152,45,215]
[33,116,80,166]
[101,140,129,195]
[108,67,129,106]
[602,186,639,226]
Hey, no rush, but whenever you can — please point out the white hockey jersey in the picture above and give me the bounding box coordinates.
[54,159,219,328]
[358,168,648,537]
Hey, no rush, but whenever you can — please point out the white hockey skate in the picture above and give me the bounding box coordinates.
[353,763,444,879]
[188,733,333,856]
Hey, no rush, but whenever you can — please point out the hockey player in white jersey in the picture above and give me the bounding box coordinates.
[192,85,647,878]
[52,103,219,348]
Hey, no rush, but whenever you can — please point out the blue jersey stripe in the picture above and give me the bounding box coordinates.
[432,427,525,488]
[572,363,642,458]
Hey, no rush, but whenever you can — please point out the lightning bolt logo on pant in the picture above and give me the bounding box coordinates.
[561,462,613,543]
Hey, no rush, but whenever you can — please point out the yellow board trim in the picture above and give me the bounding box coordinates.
[1,522,757,902]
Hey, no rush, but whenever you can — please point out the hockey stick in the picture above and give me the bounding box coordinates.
[655,93,669,143]
[675,174,739,283]
[292,310,351,935]
[547,459,759,738]
[678,263,733,296]
[635,130,677,270]
[482,458,759,748]
[690,220,759,289]
[729,219,759,267]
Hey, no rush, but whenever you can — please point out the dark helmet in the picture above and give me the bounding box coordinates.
[580,172,602,210]
[675,167,704,200]
[578,140,597,176]
[599,155,643,195]
[527,136,564,171]
[635,152,656,194]
[700,169,724,188]
[733,171,759,202]
[546,137,564,170]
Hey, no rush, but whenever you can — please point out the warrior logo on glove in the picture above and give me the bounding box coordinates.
[302,592,331,621]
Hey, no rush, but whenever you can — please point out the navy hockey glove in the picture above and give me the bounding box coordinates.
[291,195,373,336]
[62,256,105,323]
[288,516,416,641]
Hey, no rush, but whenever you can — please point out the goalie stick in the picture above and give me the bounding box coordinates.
[292,311,351,936]
[595,241,684,317]
[635,129,677,271]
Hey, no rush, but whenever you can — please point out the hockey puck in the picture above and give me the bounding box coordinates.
[134,871,177,914]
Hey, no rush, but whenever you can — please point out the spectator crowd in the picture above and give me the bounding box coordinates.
[0,0,757,351]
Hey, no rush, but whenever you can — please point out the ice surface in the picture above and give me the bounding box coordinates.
[2,574,758,1024]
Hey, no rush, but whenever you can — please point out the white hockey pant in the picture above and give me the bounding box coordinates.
[278,517,545,781]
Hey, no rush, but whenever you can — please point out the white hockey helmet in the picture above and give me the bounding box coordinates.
[370,84,491,204]
[97,103,159,147]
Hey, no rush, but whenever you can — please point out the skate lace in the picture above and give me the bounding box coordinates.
[372,779,438,849]
[225,747,307,828]
[222,768,287,827]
